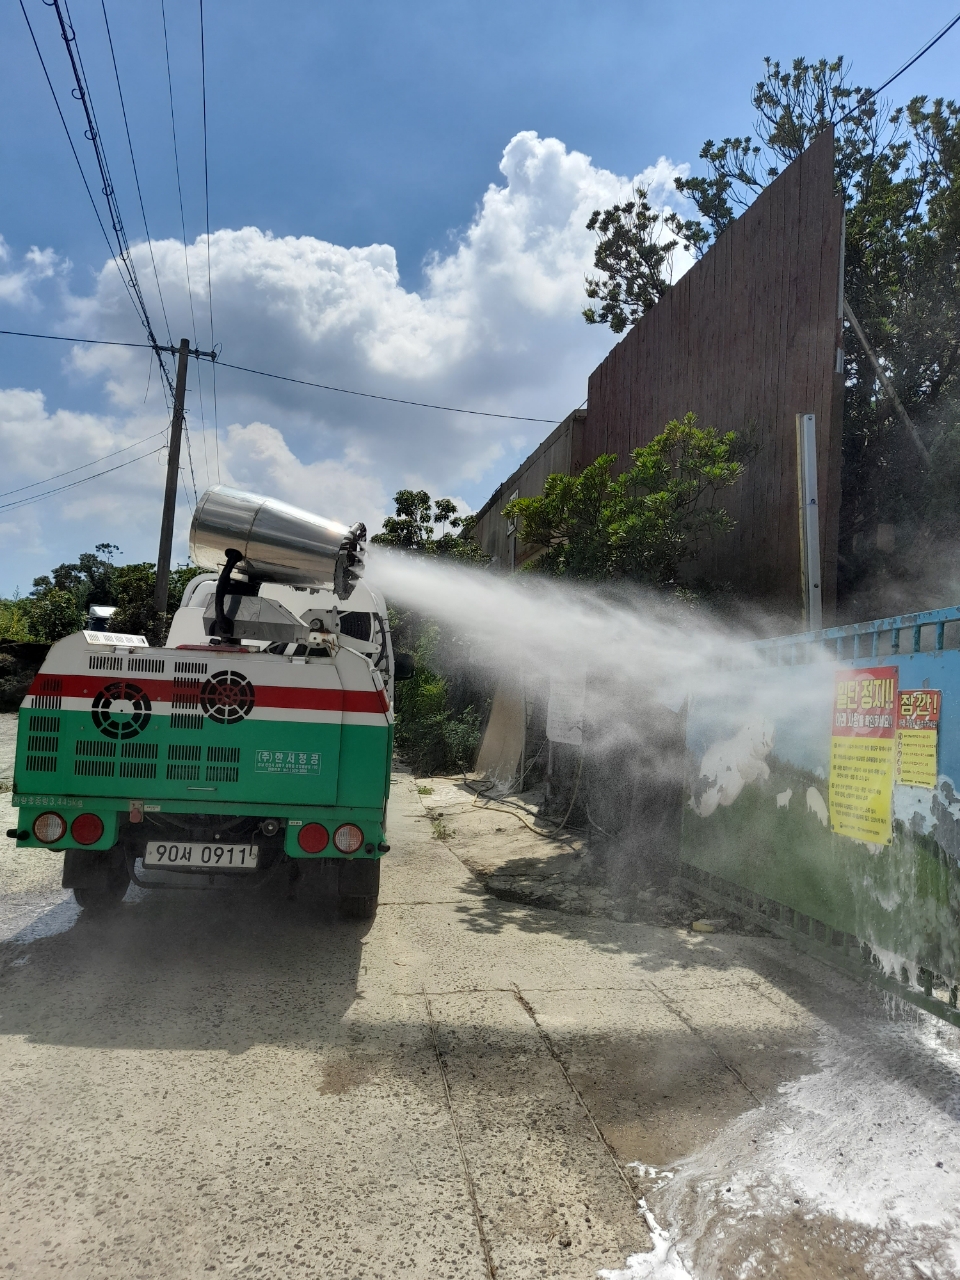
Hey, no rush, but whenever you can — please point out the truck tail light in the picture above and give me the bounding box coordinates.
[71,814,104,846]
[334,823,364,854]
[297,823,329,853]
[33,812,67,844]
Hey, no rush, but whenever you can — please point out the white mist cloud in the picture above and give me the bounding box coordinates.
[0,131,693,589]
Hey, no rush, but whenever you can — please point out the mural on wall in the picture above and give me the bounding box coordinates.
[683,651,960,986]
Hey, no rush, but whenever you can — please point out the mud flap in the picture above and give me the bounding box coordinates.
[62,848,126,889]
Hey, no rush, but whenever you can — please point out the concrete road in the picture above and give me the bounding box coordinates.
[2,750,960,1277]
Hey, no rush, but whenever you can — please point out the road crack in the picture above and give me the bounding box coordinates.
[422,987,498,1279]
[510,983,638,1204]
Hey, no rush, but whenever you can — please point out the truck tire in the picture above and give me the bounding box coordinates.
[64,849,130,912]
[337,858,380,919]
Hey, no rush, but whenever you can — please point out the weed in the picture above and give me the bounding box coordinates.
[417,784,434,795]
[431,816,454,841]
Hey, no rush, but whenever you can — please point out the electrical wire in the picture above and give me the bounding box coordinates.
[199,0,220,482]
[160,0,207,488]
[57,0,171,371]
[0,328,154,349]
[0,329,564,422]
[159,0,199,350]
[0,445,165,513]
[838,9,960,123]
[16,0,143,325]
[215,361,562,423]
[0,428,167,500]
[466,758,584,837]
[182,420,200,504]
[870,10,960,98]
[44,0,176,403]
[99,0,173,348]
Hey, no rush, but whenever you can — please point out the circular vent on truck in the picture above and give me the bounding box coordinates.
[91,681,152,739]
[200,670,256,724]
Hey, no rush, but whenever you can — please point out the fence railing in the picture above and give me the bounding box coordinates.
[750,605,960,665]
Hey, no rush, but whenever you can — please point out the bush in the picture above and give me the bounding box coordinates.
[0,599,34,643]
[22,589,84,642]
[391,613,487,775]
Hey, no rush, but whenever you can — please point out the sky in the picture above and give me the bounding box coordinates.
[1,0,958,595]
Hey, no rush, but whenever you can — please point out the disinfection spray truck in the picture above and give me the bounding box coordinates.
[6,486,399,919]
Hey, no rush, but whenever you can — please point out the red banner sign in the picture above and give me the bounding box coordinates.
[832,668,898,739]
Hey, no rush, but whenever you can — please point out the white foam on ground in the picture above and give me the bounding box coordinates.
[598,1199,691,1279]
[617,1011,960,1278]
[765,1027,960,1235]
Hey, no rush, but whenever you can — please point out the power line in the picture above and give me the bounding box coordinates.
[872,9,960,98]
[0,329,562,422]
[199,0,220,482]
[46,0,176,402]
[16,0,143,324]
[838,9,960,123]
[214,360,561,423]
[0,429,167,500]
[159,0,210,490]
[0,328,155,350]
[0,445,165,514]
[99,0,173,348]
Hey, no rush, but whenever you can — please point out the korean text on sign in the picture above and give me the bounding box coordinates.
[895,689,942,788]
[254,750,322,776]
[829,666,898,845]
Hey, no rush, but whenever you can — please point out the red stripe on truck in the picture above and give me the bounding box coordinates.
[29,673,389,715]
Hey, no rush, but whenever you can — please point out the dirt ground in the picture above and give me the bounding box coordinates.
[1,712,959,1278]
[411,774,710,928]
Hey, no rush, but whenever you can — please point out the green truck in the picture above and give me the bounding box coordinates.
[7,486,400,918]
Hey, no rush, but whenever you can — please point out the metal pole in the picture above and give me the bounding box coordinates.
[842,297,931,468]
[796,413,823,631]
[153,337,191,614]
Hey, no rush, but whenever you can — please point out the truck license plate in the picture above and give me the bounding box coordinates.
[143,841,259,870]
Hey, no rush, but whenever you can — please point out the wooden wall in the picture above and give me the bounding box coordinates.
[472,410,585,568]
[585,128,844,621]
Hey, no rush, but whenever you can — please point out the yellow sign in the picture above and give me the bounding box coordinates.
[829,668,897,845]
[895,689,941,789]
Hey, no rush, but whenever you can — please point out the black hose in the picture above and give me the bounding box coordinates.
[214,548,244,638]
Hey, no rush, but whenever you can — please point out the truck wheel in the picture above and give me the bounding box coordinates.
[338,858,380,919]
[70,853,130,912]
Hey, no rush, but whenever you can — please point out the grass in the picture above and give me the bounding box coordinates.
[431,815,455,841]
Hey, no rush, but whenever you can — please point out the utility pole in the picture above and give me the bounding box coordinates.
[153,338,191,615]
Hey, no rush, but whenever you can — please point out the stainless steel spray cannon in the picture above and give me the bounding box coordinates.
[189,485,366,642]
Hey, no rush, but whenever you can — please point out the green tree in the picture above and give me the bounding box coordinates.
[372,490,488,563]
[110,564,162,644]
[503,414,743,586]
[110,563,204,645]
[32,544,122,613]
[582,188,681,333]
[22,589,84,642]
[0,595,34,643]
[373,491,489,773]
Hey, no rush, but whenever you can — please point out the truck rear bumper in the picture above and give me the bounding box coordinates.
[11,796,387,859]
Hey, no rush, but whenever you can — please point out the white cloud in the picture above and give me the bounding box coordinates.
[0,236,63,307]
[217,420,388,526]
[0,131,693,591]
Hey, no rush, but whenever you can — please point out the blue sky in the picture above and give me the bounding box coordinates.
[1,0,958,594]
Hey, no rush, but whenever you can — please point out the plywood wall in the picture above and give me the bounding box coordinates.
[584,127,844,621]
[471,410,585,568]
